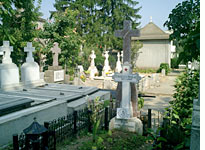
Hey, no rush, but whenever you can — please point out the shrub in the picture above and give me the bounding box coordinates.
[157,63,170,75]
[171,58,179,69]
[154,69,199,149]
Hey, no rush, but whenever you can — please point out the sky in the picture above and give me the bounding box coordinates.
[38,0,185,30]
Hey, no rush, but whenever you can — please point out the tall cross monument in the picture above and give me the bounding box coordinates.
[115,20,140,117]
[115,20,140,63]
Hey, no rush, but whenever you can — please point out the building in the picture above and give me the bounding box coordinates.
[132,18,175,69]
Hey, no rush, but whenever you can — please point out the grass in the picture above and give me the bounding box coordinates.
[76,129,152,150]
[133,68,157,74]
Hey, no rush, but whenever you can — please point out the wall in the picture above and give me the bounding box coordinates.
[134,40,171,69]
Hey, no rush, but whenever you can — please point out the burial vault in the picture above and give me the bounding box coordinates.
[132,18,175,69]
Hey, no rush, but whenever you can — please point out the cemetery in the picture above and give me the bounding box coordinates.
[0,0,200,150]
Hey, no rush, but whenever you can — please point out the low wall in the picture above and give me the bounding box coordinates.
[0,100,67,147]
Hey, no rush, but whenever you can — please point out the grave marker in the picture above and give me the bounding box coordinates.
[24,42,35,62]
[1,41,13,64]
[51,43,61,66]
[113,62,141,119]
[115,52,122,73]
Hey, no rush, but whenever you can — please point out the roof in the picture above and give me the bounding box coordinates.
[132,22,170,40]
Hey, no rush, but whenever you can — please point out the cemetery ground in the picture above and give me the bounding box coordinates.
[56,70,181,150]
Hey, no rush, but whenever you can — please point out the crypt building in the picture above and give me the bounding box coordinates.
[132,18,175,69]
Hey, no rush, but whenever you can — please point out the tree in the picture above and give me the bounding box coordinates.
[0,0,42,66]
[39,9,83,74]
[54,0,141,50]
[164,0,200,64]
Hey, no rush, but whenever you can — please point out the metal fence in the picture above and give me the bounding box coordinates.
[13,100,117,150]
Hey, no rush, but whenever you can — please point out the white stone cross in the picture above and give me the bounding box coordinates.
[51,42,61,66]
[90,50,96,67]
[103,51,110,67]
[0,41,13,64]
[113,62,141,119]
[115,52,122,73]
[24,42,35,63]
[121,51,123,64]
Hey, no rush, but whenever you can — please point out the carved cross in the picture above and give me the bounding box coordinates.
[24,42,35,62]
[0,41,13,64]
[51,43,61,66]
[115,20,140,63]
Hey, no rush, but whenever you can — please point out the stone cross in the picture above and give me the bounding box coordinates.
[0,41,13,64]
[113,62,141,119]
[115,20,140,63]
[121,51,123,64]
[115,52,122,73]
[51,43,61,66]
[103,51,109,67]
[24,42,35,63]
[90,50,96,67]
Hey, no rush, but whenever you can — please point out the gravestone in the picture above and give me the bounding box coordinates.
[44,43,65,83]
[21,42,44,86]
[121,51,123,64]
[115,20,140,117]
[109,62,143,134]
[0,41,19,90]
[115,52,122,73]
[88,50,98,79]
[102,51,111,76]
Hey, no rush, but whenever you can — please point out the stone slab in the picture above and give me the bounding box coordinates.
[48,66,63,70]
[109,117,143,135]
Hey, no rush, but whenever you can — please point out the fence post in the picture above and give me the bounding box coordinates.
[148,109,152,128]
[43,122,49,148]
[88,109,92,132]
[13,134,19,150]
[105,106,109,131]
[73,111,77,134]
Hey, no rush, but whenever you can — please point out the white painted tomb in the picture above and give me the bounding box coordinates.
[21,42,44,86]
[88,50,98,79]
[102,51,111,76]
[0,41,19,90]
[115,52,122,73]
[109,62,143,134]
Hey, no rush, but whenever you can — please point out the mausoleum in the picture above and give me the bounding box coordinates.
[132,17,175,69]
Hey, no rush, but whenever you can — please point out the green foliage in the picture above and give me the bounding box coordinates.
[154,69,199,149]
[0,0,42,66]
[171,57,179,69]
[157,63,170,75]
[164,0,200,63]
[138,97,144,110]
[133,68,157,73]
[79,130,150,150]
[131,40,143,68]
[54,0,141,51]
[39,8,83,74]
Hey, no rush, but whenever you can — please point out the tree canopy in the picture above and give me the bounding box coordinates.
[54,0,141,50]
[164,0,200,63]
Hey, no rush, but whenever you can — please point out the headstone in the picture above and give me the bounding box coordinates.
[88,50,98,79]
[109,62,143,134]
[102,51,111,76]
[161,68,166,76]
[115,20,140,117]
[21,42,44,86]
[0,41,19,90]
[51,42,61,66]
[44,43,65,83]
[121,51,123,64]
[115,52,122,73]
